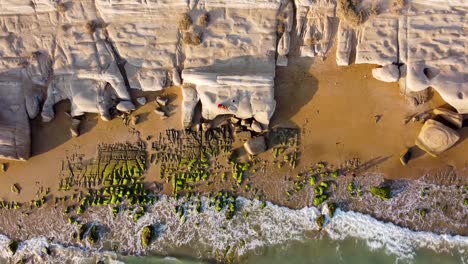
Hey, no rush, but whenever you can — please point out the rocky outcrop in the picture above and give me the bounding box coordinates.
[415,119,460,157]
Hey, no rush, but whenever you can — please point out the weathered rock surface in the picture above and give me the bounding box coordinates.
[336,21,353,66]
[415,119,460,157]
[372,64,400,83]
[295,0,336,58]
[136,97,147,106]
[116,101,136,113]
[0,0,467,161]
[250,120,263,133]
[244,136,267,155]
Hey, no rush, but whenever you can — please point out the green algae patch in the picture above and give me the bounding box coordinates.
[141,226,154,248]
[316,215,325,229]
[88,225,99,244]
[370,186,392,200]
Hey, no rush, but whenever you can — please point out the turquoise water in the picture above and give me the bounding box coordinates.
[121,236,465,264]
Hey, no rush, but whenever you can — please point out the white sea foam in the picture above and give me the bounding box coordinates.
[325,210,468,262]
[0,196,466,263]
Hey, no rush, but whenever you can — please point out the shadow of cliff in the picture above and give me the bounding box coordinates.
[270,18,319,128]
[30,100,96,156]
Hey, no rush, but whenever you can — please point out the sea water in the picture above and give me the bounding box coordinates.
[1,196,467,264]
[122,237,465,264]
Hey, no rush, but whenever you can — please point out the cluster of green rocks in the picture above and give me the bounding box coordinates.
[210,191,237,220]
[171,151,212,195]
[370,186,392,200]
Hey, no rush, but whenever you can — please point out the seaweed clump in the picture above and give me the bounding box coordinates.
[370,186,392,200]
[316,215,326,229]
[141,226,154,248]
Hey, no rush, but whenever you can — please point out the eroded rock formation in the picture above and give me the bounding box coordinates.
[0,0,466,160]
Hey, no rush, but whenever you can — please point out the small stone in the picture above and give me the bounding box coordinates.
[70,118,80,137]
[433,108,463,129]
[230,117,240,124]
[244,136,267,155]
[100,112,111,121]
[241,119,249,127]
[0,163,7,172]
[156,96,168,106]
[202,123,211,131]
[116,101,136,113]
[399,148,411,165]
[250,120,263,133]
[130,115,140,126]
[154,108,165,116]
[136,97,147,106]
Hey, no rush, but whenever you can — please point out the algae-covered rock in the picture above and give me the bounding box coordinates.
[141,225,154,248]
[370,186,392,200]
[88,225,99,244]
[316,215,325,229]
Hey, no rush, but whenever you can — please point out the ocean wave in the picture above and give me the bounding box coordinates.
[0,195,466,263]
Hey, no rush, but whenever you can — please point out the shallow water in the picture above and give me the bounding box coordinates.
[122,236,465,264]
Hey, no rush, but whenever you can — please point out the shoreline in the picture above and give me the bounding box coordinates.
[0,194,467,263]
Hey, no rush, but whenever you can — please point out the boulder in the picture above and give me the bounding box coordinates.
[250,120,263,133]
[372,64,400,83]
[116,101,136,113]
[70,118,80,137]
[433,108,463,129]
[415,119,460,157]
[244,136,267,155]
[136,97,147,106]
